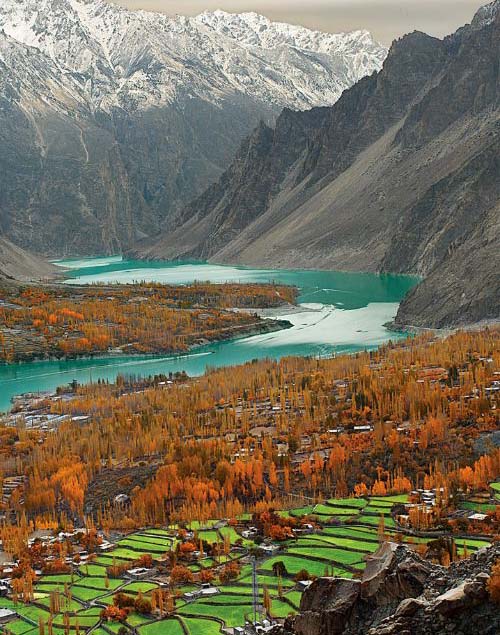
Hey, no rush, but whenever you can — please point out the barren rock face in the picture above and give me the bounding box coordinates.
[0,237,58,281]
[0,0,385,257]
[361,541,400,600]
[139,1,500,329]
[295,578,361,635]
[280,542,500,635]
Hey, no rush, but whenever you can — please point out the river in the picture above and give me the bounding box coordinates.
[0,258,419,412]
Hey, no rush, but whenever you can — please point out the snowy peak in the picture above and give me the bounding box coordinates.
[195,10,381,58]
[195,10,386,87]
[0,0,387,111]
[0,0,388,256]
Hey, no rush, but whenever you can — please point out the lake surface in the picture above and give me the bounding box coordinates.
[0,258,419,412]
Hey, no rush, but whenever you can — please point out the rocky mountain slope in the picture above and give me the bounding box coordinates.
[277,541,500,635]
[0,238,58,281]
[0,0,385,256]
[139,1,500,329]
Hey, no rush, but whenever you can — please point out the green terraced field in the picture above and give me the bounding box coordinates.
[179,601,253,627]
[460,501,497,513]
[129,534,173,546]
[117,538,170,553]
[138,620,184,635]
[1,493,493,635]
[285,506,316,517]
[286,546,366,565]
[322,526,385,540]
[182,617,222,635]
[108,547,150,560]
[188,520,220,530]
[371,495,409,504]
[358,514,396,528]
[66,586,107,601]
[364,505,395,514]
[269,598,297,618]
[260,554,349,578]
[327,497,367,508]
[73,576,122,590]
[312,504,358,516]
[196,530,220,544]
[218,526,253,547]
[121,581,159,593]
[489,482,500,500]
[294,534,380,552]
[3,621,36,635]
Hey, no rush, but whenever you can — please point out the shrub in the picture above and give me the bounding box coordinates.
[101,606,128,622]
[134,596,152,614]
[114,592,135,609]
[170,565,194,586]
[219,562,241,584]
[487,558,500,604]
[294,569,310,582]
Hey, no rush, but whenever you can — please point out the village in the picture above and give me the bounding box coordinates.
[0,328,499,634]
[0,481,498,635]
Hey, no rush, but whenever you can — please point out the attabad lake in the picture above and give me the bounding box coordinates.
[0,257,419,412]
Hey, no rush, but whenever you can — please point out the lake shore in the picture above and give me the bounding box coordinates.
[0,258,418,414]
[0,317,293,366]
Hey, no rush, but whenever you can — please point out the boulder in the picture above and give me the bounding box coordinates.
[434,583,470,616]
[361,542,399,600]
[295,578,361,635]
[361,543,429,603]
[394,597,427,617]
[463,575,489,601]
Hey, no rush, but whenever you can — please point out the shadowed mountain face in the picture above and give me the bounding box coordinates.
[137,1,500,329]
[0,0,385,257]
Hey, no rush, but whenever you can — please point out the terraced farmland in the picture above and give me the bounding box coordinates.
[0,494,492,635]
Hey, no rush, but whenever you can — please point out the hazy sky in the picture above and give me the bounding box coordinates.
[112,0,487,45]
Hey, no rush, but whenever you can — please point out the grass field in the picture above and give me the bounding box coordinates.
[182,617,222,635]
[138,620,184,635]
[0,492,492,635]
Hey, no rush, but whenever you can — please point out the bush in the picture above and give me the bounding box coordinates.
[134,596,152,614]
[170,565,194,586]
[294,569,310,582]
[219,562,241,584]
[487,558,500,604]
[101,606,129,622]
[114,592,135,609]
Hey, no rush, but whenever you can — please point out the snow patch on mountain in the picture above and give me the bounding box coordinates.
[0,0,387,112]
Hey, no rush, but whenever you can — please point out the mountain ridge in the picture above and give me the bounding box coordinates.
[134,1,500,329]
[0,0,385,256]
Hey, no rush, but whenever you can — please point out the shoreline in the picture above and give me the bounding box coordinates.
[0,317,293,367]
[386,317,500,337]
[231,302,319,318]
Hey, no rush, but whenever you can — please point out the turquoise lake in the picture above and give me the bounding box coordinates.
[0,258,419,412]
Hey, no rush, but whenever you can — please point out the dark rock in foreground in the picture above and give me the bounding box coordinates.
[277,542,499,635]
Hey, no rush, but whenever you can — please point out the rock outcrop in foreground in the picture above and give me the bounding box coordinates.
[278,542,500,635]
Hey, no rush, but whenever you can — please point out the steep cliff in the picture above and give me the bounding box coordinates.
[139,1,500,329]
[0,0,385,256]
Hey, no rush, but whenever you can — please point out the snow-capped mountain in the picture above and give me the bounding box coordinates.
[0,0,386,255]
[0,0,385,110]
